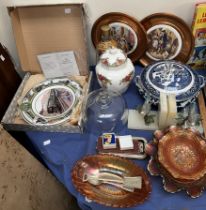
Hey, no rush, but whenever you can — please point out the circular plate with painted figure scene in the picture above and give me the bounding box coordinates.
[91,12,147,62]
[140,13,194,66]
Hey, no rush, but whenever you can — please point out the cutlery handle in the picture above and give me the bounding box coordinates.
[98,172,123,183]
[101,181,134,192]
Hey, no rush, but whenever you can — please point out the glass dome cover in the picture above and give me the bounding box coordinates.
[83,89,128,134]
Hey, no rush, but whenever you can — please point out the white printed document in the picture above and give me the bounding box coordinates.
[37,51,80,78]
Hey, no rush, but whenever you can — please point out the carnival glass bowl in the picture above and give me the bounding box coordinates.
[147,126,206,198]
[71,154,151,207]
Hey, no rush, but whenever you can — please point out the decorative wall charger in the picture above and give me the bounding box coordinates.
[140,13,194,66]
[91,12,147,62]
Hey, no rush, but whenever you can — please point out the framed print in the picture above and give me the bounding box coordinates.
[140,13,194,66]
[91,12,147,63]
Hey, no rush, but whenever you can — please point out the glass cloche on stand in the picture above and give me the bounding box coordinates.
[82,89,128,135]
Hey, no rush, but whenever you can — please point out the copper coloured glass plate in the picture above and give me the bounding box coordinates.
[140,13,194,66]
[147,126,206,198]
[158,128,206,181]
[72,154,151,208]
[91,12,147,63]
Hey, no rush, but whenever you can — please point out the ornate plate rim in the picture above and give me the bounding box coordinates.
[139,13,194,66]
[91,12,148,63]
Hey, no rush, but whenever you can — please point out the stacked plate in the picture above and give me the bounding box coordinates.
[147,126,206,198]
[20,77,82,126]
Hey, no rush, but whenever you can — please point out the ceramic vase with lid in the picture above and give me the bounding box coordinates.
[95,48,135,94]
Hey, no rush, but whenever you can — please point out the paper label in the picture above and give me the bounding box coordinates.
[124,176,142,189]
[43,139,51,146]
[37,51,80,78]
[102,133,116,149]
[65,8,71,14]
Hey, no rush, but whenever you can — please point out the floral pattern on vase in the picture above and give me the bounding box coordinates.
[97,73,112,88]
[120,71,134,85]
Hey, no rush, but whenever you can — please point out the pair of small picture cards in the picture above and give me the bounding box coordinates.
[102,133,134,150]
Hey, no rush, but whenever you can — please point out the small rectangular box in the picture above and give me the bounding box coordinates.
[102,133,117,149]
[118,135,134,150]
[188,3,206,69]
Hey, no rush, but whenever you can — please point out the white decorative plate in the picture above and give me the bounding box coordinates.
[20,77,82,126]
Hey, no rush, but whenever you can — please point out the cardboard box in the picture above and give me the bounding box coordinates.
[188,3,206,69]
[2,4,92,133]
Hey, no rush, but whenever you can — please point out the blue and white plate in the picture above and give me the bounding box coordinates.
[135,60,205,107]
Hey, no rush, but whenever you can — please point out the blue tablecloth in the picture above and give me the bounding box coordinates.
[25,66,206,210]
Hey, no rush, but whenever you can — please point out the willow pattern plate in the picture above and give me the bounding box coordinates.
[135,60,205,107]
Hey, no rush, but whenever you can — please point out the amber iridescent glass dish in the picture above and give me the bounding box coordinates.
[147,126,206,198]
[72,154,151,208]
